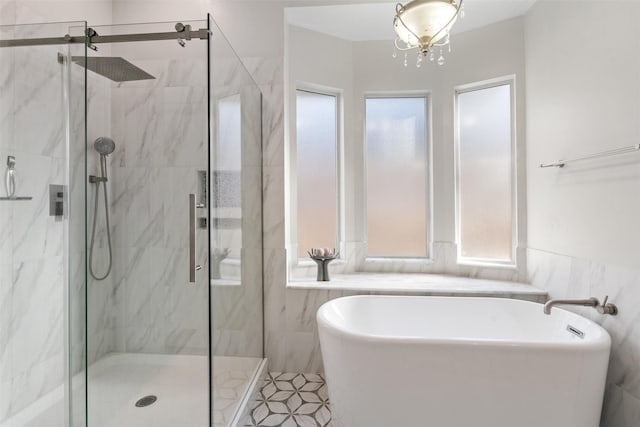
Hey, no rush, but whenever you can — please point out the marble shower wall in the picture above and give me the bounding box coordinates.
[108,46,210,355]
[527,249,640,425]
[0,21,85,422]
[84,41,118,368]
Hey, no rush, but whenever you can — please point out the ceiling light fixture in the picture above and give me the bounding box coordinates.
[393,0,464,68]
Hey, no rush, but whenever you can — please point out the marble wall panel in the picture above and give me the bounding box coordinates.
[0,27,78,420]
[68,253,87,372]
[9,257,64,411]
[527,248,640,427]
[0,263,12,421]
[263,248,288,372]
[109,54,210,356]
[262,165,285,251]
[0,162,14,262]
[212,247,263,357]
[283,288,358,373]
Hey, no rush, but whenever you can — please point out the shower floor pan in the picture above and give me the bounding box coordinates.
[1,353,263,427]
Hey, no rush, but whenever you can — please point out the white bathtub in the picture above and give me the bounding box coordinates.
[317,295,611,427]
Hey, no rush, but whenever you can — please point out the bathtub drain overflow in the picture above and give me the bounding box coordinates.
[135,395,157,407]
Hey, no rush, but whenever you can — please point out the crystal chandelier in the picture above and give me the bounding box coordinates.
[393,0,464,67]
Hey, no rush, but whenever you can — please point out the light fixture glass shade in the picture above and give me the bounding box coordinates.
[394,0,458,48]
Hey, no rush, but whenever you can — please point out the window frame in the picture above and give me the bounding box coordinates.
[293,85,344,264]
[453,76,518,268]
[363,92,433,260]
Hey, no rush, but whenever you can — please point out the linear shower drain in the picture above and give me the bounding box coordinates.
[135,395,157,407]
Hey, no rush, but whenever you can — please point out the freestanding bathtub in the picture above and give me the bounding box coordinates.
[317,295,611,427]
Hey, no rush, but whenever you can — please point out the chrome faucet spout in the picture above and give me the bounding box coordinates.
[543,296,618,316]
[544,298,598,314]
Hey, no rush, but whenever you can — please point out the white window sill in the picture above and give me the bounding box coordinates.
[456,258,517,269]
[287,273,547,302]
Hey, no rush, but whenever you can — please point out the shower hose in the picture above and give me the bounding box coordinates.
[89,154,113,281]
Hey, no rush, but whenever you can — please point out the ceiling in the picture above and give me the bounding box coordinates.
[285,0,538,41]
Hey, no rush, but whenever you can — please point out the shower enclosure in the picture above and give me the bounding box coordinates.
[0,15,263,427]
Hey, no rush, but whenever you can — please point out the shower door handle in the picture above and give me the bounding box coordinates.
[189,193,201,283]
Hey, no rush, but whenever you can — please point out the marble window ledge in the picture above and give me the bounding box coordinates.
[287,273,548,302]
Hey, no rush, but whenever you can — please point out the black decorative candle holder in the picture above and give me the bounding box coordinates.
[308,248,339,282]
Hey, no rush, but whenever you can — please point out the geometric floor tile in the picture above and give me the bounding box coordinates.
[244,373,334,427]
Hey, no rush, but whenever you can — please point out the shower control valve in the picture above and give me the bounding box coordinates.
[89,175,107,183]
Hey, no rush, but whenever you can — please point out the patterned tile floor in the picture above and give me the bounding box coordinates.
[244,372,334,427]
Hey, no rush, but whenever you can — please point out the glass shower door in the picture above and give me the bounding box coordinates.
[208,14,265,427]
[84,20,210,427]
[0,20,86,427]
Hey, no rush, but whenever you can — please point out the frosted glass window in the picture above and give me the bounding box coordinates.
[457,84,513,262]
[366,97,428,257]
[213,94,242,259]
[296,90,338,258]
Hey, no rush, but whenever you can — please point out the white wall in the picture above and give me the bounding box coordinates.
[525,2,640,425]
[526,1,640,271]
[12,0,112,25]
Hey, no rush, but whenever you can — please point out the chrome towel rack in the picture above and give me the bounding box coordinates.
[539,144,640,168]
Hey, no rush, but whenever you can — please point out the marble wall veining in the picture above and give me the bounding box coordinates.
[527,249,640,425]
[0,21,86,422]
[107,51,210,356]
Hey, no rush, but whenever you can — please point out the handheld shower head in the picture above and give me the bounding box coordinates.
[94,137,115,156]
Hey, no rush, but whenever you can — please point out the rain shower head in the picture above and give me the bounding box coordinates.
[72,56,155,82]
[94,137,115,156]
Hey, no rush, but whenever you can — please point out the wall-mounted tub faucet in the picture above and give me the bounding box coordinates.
[543,296,618,315]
